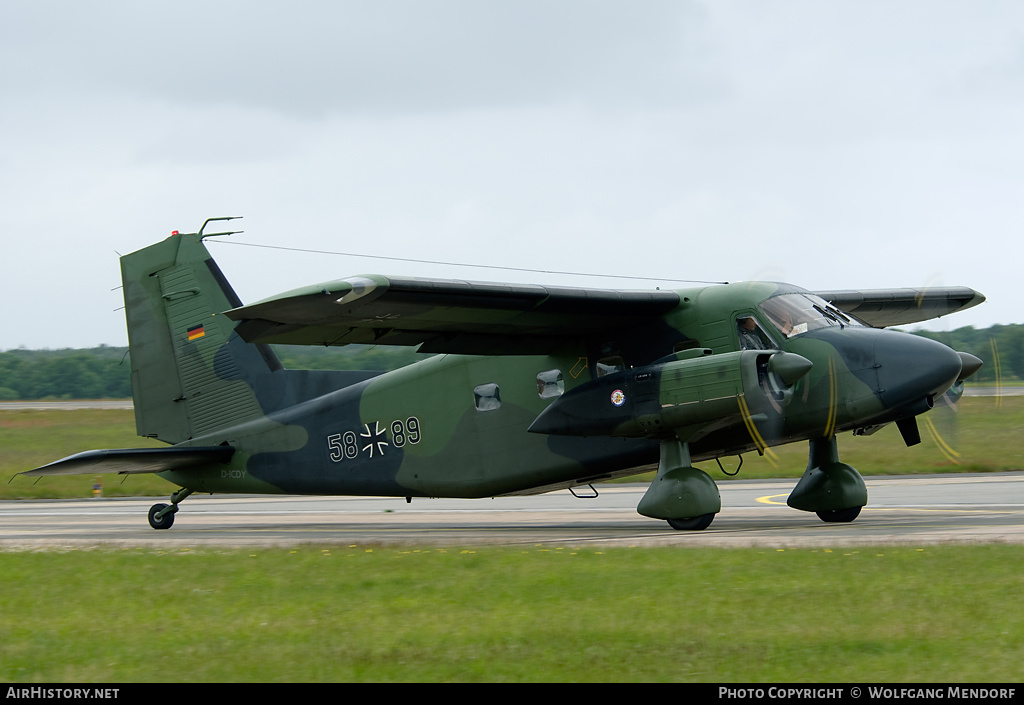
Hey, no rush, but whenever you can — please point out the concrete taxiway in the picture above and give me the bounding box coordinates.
[1,473,1022,549]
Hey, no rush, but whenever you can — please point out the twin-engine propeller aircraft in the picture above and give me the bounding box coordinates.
[25,218,985,531]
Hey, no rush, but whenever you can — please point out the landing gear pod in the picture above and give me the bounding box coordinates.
[637,439,721,530]
[787,437,867,522]
[637,463,721,529]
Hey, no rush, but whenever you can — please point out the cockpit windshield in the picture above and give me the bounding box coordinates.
[759,293,861,339]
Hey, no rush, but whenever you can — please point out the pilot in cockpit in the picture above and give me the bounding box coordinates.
[737,316,773,350]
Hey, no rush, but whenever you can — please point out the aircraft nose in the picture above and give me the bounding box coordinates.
[873,332,963,409]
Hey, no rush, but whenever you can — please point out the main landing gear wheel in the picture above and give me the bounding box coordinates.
[147,488,193,530]
[148,503,176,530]
[667,513,715,531]
[815,506,862,523]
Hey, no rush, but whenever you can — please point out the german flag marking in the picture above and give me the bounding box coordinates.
[187,324,206,341]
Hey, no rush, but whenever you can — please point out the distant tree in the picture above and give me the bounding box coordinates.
[0,347,132,400]
[1001,326,1024,380]
[913,325,1021,383]
[272,344,429,372]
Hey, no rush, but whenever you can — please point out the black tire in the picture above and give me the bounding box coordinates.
[667,513,715,531]
[816,506,862,523]
[148,503,175,530]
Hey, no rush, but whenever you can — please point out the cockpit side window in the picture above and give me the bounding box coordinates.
[736,315,775,350]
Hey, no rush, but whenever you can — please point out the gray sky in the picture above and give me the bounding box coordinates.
[2,1,1021,349]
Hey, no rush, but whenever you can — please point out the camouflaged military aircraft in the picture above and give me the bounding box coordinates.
[25,218,986,531]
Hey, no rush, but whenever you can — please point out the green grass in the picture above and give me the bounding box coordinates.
[0,409,171,499]
[1,545,1021,682]
[2,397,1022,499]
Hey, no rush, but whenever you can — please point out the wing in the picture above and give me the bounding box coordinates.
[21,446,235,476]
[815,287,985,328]
[224,275,681,354]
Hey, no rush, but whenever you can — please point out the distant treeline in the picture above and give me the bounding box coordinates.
[1,325,1020,400]
[912,324,1024,384]
[0,345,429,401]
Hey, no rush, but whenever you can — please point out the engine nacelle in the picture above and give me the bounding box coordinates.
[945,352,984,405]
[528,349,812,439]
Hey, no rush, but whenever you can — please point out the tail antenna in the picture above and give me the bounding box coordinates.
[198,216,244,240]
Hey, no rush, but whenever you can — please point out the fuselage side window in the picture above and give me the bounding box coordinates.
[474,383,502,412]
[536,370,564,398]
[596,356,625,377]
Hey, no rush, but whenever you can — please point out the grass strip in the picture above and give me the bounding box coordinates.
[1,544,1022,682]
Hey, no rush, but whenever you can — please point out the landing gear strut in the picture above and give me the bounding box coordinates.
[638,439,721,531]
[148,488,193,530]
[788,437,867,523]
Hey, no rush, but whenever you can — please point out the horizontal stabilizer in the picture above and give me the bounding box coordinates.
[21,446,235,477]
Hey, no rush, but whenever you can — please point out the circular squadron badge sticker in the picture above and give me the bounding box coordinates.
[610,389,626,407]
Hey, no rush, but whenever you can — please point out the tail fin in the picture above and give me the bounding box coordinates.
[121,226,280,444]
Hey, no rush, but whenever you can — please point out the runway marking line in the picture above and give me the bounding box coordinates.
[754,493,1013,515]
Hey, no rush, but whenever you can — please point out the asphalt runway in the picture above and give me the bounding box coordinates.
[2,473,1022,549]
